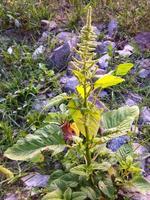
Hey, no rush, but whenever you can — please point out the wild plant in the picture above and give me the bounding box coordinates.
[4,6,150,200]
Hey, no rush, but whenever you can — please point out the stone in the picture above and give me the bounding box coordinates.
[99,90,109,98]
[92,26,101,35]
[4,194,18,200]
[125,93,142,106]
[119,188,150,200]
[56,31,77,43]
[38,31,50,44]
[7,47,13,55]
[132,143,149,171]
[60,75,78,93]
[138,59,150,70]
[140,107,150,124]
[108,19,118,37]
[48,42,71,71]
[125,98,137,106]
[117,44,134,57]
[32,45,45,60]
[107,136,129,152]
[32,95,50,112]
[138,69,150,78]
[98,54,111,69]
[96,41,116,55]
[135,32,150,50]
[21,173,49,188]
[41,20,57,31]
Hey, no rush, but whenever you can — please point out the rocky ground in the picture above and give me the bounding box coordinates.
[1,17,150,200]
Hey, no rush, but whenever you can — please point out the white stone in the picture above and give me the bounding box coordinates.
[32,45,45,60]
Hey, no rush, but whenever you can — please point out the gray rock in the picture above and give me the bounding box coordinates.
[133,143,149,171]
[135,32,150,50]
[108,19,118,37]
[92,26,101,35]
[32,45,45,60]
[125,93,142,106]
[138,58,150,70]
[140,107,150,124]
[96,41,116,54]
[117,44,134,57]
[56,31,77,44]
[99,90,109,98]
[4,194,18,200]
[38,31,50,44]
[41,20,57,31]
[98,54,111,69]
[107,136,129,152]
[60,75,78,93]
[32,95,50,112]
[21,173,50,188]
[48,42,71,71]
[138,69,150,78]
[119,188,150,200]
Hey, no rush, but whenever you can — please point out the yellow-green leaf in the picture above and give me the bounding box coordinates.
[76,85,91,98]
[73,70,85,83]
[115,63,134,76]
[94,74,124,89]
[68,99,102,139]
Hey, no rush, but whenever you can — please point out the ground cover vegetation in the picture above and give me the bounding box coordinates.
[0,1,150,200]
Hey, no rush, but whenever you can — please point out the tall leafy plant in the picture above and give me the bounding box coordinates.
[4,6,150,200]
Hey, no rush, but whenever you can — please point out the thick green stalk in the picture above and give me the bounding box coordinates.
[83,60,91,166]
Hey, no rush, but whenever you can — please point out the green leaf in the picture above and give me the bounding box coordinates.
[98,179,116,199]
[115,63,134,76]
[81,187,97,200]
[125,176,150,194]
[4,124,66,161]
[68,99,102,139]
[72,192,87,200]
[102,106,139,134]
[94,74,124,89]
[70,164,87,177]
[64,188,72,200]
[42,93,69,111]
[48,171,78,192]
[76,84,91,99]
[73,70,85,83]
[91,162,111,171]
[42,189,63,200]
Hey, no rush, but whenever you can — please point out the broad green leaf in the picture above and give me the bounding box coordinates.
[81,187,97,200]
[76,84,91,99]
[42,93,69,111]
[72,192,87,200]
[64,188,72,200]
[125,176,150,194]
[101,106,139,134]
[70,164,87,177]
[4,124,66,161]
[48,171,78,192]
[42,189,63,200]
[98,179,117,199]
[94,74,124,89]
[91,162,111,171]
[68,99,102,139]
[115,63,134,76]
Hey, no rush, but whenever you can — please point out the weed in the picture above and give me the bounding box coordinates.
[4,7,150,199]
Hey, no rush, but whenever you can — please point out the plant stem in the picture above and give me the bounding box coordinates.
[83,66,91,167]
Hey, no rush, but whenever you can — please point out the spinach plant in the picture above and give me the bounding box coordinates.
[4,6,150,200]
